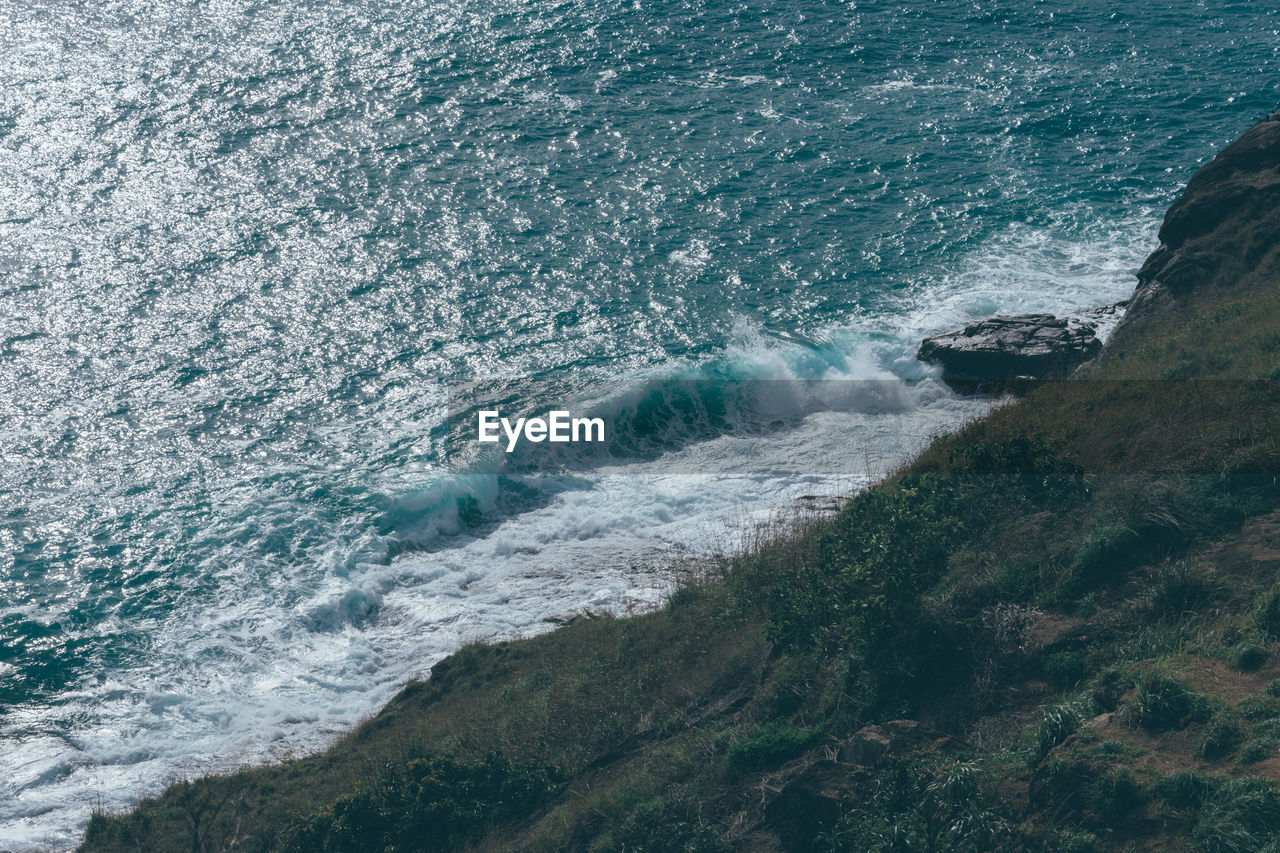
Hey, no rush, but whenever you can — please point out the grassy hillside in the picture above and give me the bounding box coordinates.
[81,112,1280,852]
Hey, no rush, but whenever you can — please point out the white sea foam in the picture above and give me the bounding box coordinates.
[894,214,1158,341]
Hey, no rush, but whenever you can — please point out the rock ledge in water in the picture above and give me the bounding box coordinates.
[918,305,1124,391]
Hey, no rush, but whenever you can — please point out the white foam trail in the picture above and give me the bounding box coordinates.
[894,215,1156,341]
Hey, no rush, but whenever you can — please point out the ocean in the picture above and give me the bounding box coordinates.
[1,0,1277,846]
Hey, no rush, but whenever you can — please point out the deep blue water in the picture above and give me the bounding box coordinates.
[1,0,1277,845]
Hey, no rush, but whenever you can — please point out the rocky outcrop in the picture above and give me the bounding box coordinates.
[1110,110,1280,347]
[922,110,1280,386]
[918,307,1122,390]
[1158,110,1280,249]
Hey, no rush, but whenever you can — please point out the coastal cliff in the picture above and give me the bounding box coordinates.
[1108,110,1280,357]
[920,111,1280,392]
[83,112,1280,853]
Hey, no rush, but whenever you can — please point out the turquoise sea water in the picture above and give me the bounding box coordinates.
[1,0,1278,845]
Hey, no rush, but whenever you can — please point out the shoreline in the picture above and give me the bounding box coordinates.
[78,108,1280,852]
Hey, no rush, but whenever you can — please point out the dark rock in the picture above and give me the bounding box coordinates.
[918,313,1103,391]
[1158,110,1280,250]
[541,606,611,626]
[836,719,956,766]
[838,726,892,766]
[1109,110,1280,350]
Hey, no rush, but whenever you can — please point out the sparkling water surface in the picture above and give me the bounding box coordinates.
[1,0,1278,845]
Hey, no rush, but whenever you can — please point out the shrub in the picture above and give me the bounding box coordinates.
[1267,679,1280,698]
[757,476,965,659]
[1233,641,1269,672]
[820,760,1012,853]
[728,722,815,772]
[947,434,1074,473]
[1035,696,1096,760]
[927,761,985,811]
[1155,769,1215,811]
[1199,709,1245,760]
[755,441,1086,685]
[1253,584,1280,641]
[1085,766,1144,826]
[1237,695,1280,721]
[1124,670,1199,732]
[589,794,721,853]
[1090,667,1130,712]
[1146,560,1216,620]
[1094,739,1140,761]
[277,751,560,853]
[1040,648,1088,688]
[1191,777,1280,853]
[1239,737,1277,765]
[1061,523,1140,600]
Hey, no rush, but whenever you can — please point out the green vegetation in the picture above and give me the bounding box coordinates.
[1256,584,1280,641]
[815,760,1014,852]
[1123,668,1201,733]
[81,122,1280,851]
[1035,695,1096,759]
[1235,640,1270,673]
[727,722,816,772]
[1200,709,1245,760]
[277,753,560,853]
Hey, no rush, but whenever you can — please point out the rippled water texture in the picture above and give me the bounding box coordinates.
[1,0,1278,845]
